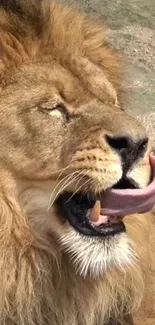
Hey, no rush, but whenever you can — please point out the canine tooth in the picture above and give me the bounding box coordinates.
[89,200,101,222]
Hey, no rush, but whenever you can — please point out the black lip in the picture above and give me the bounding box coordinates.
[57,193,125,237]
[113,177,137,190]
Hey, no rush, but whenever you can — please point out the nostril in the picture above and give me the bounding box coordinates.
[137,138,148,153]
[105,135,129,151]
[105,134,149,172]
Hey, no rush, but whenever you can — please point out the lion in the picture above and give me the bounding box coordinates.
[0,0,155,324]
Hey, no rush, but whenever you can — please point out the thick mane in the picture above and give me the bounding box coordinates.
[0,1,152,325]
[0,0,124,104]
[0,0,46,36]
[0,0,105,51]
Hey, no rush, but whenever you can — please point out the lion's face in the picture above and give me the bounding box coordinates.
[0,59,151,277]
[0,1,152,278]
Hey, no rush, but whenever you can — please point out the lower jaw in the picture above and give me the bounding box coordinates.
[72,222,125,237]
[58,224,132,279]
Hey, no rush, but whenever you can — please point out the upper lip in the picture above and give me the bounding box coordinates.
[88,176,138,203]
[113,177,138,190]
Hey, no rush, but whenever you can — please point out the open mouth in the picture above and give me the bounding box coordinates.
[57,192,126,237]
[56,154,155,237]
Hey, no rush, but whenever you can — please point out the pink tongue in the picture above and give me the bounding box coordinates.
[100,153,155,217]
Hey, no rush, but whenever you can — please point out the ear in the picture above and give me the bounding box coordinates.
[70,56,118,105]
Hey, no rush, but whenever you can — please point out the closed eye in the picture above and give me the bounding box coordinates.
[39,102,70,122]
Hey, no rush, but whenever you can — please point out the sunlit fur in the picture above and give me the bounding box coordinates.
[59,230,136,278]
[0,1,154,324]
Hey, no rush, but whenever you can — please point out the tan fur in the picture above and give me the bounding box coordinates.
[0,1,153,324]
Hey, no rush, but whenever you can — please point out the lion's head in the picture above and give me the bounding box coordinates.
[0,1,154,324]
[0,0,152,274]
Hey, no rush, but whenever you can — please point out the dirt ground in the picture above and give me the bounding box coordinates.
[66,0,155,145]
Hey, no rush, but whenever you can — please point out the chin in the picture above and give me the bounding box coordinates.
[59,229,135,278]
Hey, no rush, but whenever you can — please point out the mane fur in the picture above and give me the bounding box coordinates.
[0,1,153,324]
[0,0,124,104]
[0,173,151,324]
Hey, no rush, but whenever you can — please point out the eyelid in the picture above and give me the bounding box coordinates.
[39,102,70,122]
[55,104,70,121]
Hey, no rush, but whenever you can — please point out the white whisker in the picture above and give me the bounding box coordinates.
[48,171,83,210]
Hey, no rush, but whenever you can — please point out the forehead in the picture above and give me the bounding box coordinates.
[0,52,119,114]
[0,59,93,111]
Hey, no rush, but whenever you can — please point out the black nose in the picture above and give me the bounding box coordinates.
[106,134,148,173]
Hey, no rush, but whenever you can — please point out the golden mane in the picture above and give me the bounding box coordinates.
[0,1,154,325]
[0,0,124,104]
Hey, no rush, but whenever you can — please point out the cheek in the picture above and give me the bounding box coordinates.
[20,143,63,179]
[1,108,69,178]
[3,130,66,179]
[26,128,69,178]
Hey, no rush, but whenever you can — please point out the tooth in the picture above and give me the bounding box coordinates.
[89,200,101,222]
